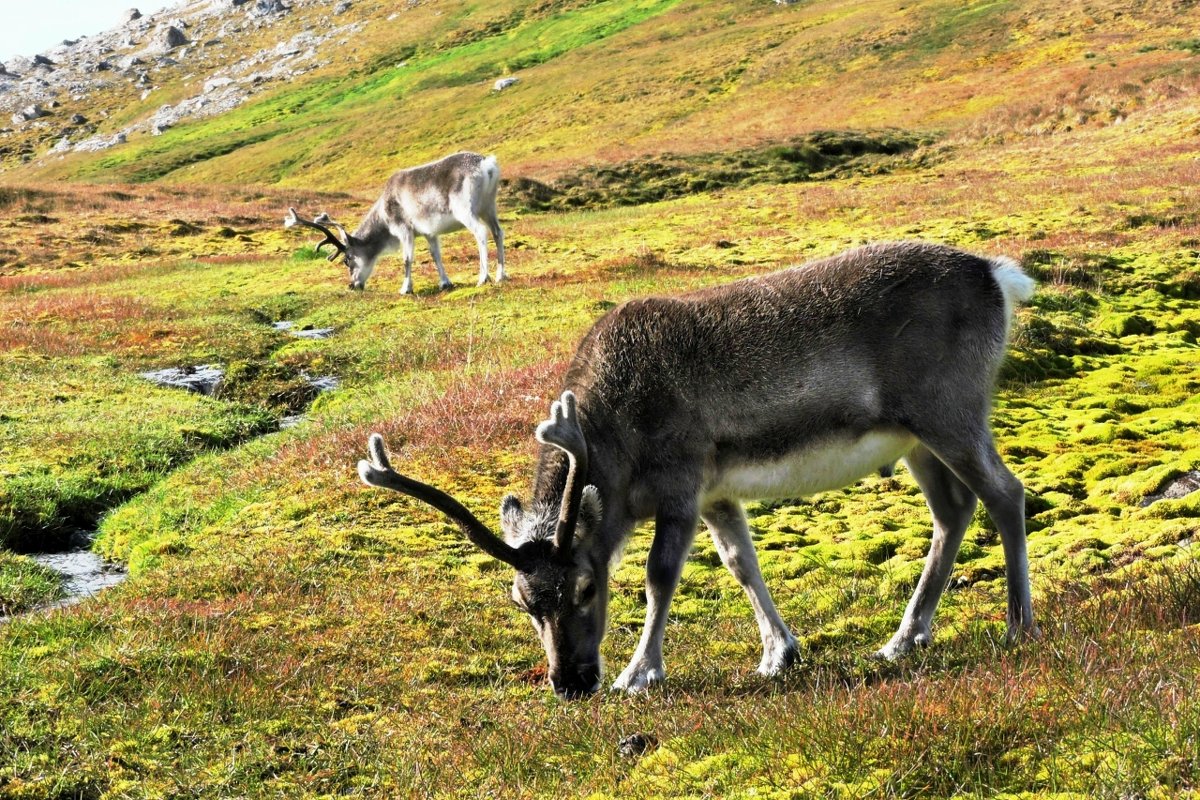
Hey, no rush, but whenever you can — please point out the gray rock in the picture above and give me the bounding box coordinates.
[250,0,289,16]
[158,25,189,50]
[33,55,56,67]
[5,56,32,74]
[617,733,658,759]
[1140,470,1200,507]
[14,104,49,121]
[70,113,88,124]
[203,76,234,93]
[493,76,519,91]
[124,8,143,23]
[334,1,351,12]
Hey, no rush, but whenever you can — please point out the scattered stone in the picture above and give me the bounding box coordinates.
[11,104,49,124]
[617,733,658,759]
[140,364,225,395]
[151,122,171,135]
[493,76,519,92]
[50,136,72,153]
[33,55,56,67]
[1141,471,1200,507]
[70,113,87,124]
[157,25,190,51]
[203,76,234,93]
[334,1,352,13]
[250,0,289,16]
[124,8,143,23]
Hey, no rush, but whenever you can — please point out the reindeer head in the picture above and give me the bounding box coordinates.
[283,208,376,290]
[358,392,608,698]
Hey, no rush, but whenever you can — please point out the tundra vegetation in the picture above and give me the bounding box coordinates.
[0,0,1198,796]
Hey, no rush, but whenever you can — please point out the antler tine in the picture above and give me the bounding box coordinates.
[284,207,347,261]
[358,434,530,570]
[313,212,352,262]
[534,391,589,556]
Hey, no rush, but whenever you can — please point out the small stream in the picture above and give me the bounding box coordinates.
[2,534,127,623]
[7,320,340,621]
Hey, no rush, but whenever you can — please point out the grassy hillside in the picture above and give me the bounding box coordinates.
[1,0,1199,796]
[4,0,1198,190]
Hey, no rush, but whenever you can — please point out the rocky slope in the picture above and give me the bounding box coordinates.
[1,0,1197,191]
[1,0,368,166]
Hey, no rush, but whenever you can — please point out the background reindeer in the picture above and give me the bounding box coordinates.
[285,151,505,293]
[358,241,1038,697]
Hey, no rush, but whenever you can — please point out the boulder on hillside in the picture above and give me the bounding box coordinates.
[203,76,234,93]
[493,76,519,91]
[249,0,289,16]
[158,25,189,50]
[4,56,32,75]
[124,8,143,22]
[11,104,49,124]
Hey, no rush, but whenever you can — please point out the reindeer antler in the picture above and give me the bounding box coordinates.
[358,434,532,570]
[535,391,590,556]
[284,207,348,262]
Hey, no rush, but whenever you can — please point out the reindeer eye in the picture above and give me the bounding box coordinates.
[578,581,596,606]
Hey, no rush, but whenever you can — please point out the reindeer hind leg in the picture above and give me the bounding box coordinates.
[876,444,977,659]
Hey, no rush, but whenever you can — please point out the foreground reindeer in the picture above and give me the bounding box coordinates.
[285,152,505,293]
[358,241,1038,697]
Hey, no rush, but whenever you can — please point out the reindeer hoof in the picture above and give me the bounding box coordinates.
[439,281,454,292]
[873,630,932,661]
[612,660,665,693]
[757,633,800,677]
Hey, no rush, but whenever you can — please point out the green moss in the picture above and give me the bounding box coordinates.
[0,551,64,615]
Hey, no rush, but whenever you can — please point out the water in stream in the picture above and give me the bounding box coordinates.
[2,534,127,622]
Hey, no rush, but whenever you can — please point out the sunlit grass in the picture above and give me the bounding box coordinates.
[0,0,1198,795]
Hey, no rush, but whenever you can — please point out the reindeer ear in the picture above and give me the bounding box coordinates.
[575,486,603,545]
[500,494,525,541]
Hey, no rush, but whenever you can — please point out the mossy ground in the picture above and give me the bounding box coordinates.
[1,0,1199,796]
[2,107,1199,794]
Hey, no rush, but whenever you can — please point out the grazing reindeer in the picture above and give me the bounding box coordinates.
[358,242,1039,697]
[285,152,505,293]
